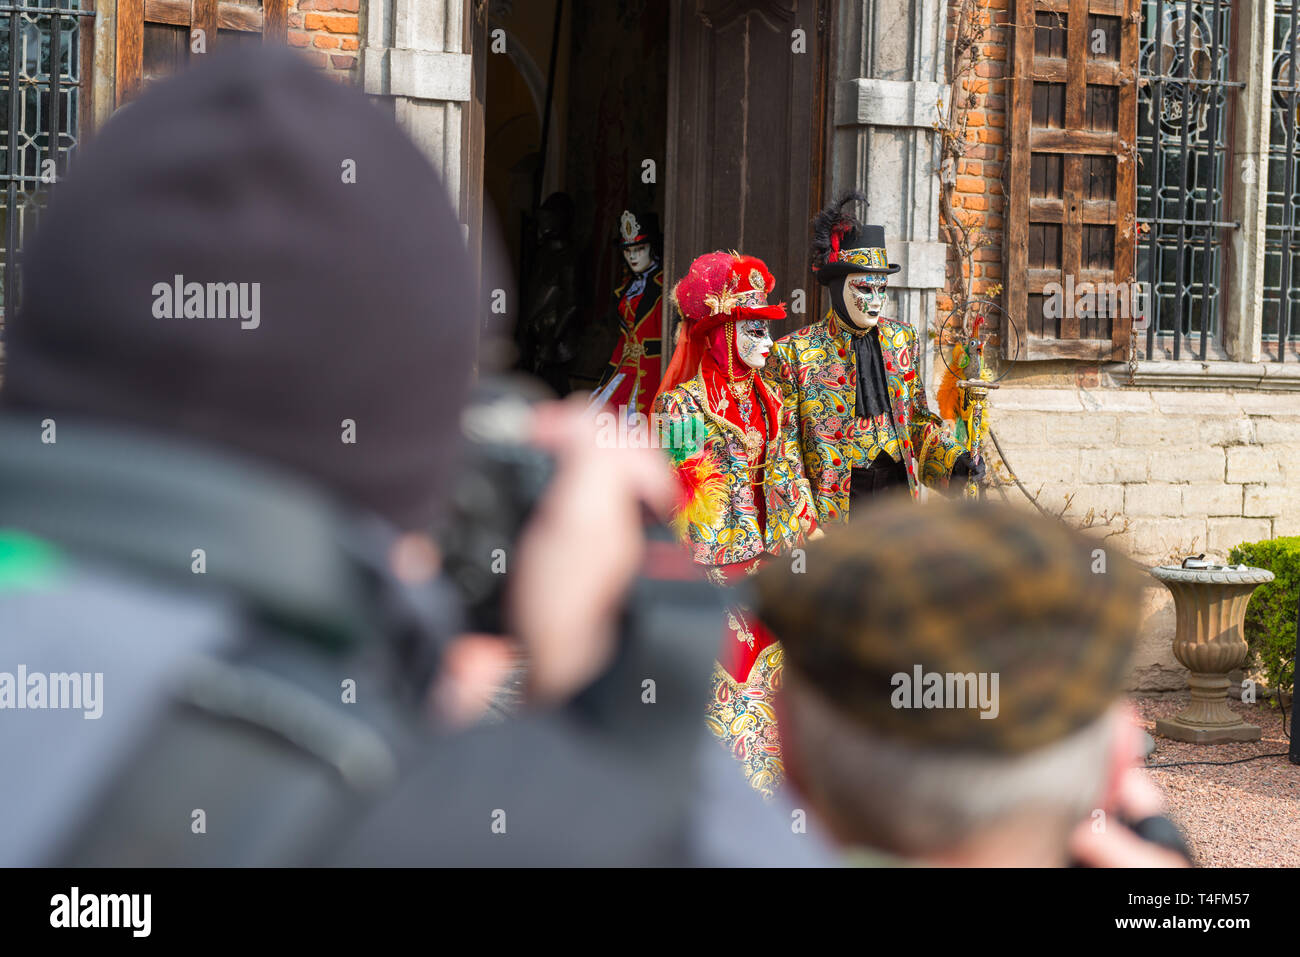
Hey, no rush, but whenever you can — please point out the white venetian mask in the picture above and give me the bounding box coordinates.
[737,319,773,369]
[623,243,654,275]
[844,274,889,328]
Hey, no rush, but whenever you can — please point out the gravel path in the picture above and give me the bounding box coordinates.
[1133,693,1297,867]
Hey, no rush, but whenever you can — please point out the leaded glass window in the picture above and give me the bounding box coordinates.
[1136,0,1237,360]
[0,0,92,327]
[1265,0,1300,362]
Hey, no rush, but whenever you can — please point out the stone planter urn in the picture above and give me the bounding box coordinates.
[1150,561,1274,744]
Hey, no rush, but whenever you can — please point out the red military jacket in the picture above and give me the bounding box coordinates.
[603,269,664,418]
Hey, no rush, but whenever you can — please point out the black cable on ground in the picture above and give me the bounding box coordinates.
[1146,678,1292,768]
[1145,751,1290,769]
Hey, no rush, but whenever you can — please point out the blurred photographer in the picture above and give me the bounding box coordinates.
[755,497,1191,868]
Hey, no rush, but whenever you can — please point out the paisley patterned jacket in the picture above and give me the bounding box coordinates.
[653,370,817,567]
[766,312,964,524]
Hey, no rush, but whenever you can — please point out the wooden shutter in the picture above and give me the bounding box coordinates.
[116,0,290,103]
[1006,0,1138,360]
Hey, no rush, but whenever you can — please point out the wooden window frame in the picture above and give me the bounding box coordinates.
[1006,0,1140,361]
[116,0,289,104]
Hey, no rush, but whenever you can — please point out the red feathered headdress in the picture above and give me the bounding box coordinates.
[656,251,786,399]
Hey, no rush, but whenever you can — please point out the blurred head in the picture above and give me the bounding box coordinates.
[779,673,1120,864]
[537,192,574,241]
[2,48,476,531]
[757,498,1145,865]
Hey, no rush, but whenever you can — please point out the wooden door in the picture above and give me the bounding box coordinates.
[665,0,830,342]
[117,0,289,103]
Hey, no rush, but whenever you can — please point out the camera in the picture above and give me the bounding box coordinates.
[434,374,557,635]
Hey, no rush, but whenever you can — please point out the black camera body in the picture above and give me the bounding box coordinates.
[435,376,557,635]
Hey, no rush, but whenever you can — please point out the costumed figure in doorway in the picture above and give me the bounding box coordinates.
[517,192,580,395]
[766,192,984,525]
[652,250,820,798]
[594,210,664,418]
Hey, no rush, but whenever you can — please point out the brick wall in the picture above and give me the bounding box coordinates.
[937,0,1010,318]
[287,0,361,81]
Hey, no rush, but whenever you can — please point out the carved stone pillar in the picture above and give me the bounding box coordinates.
[362,0,475,219]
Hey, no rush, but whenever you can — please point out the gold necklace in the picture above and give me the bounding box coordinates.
[716,324,768,475]
[705,371,766,470]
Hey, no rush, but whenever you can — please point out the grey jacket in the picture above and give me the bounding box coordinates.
[0,415,835,866]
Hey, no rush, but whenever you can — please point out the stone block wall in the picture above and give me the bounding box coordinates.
[987,382,1300,690]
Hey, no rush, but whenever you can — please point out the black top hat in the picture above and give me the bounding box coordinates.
[810,193,900,283]
[615,209,662,249]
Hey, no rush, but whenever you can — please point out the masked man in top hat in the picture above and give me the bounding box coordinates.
[767,193,984,525]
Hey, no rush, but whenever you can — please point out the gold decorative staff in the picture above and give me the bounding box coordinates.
[954,313,998,499]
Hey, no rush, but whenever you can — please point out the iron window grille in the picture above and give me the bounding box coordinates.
[1136,0,1239,361]
[1265,0,1300,362]
[0,0,92,330]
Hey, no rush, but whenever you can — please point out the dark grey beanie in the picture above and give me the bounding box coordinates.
[3,47,476,530]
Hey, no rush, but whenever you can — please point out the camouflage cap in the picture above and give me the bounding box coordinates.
[756,497,1144,754]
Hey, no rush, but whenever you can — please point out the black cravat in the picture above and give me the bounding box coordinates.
[849,325,892,419]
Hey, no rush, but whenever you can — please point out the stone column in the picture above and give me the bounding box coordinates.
[362,0,474,221]
[828,0,949,380]
[1222,0,1271,363]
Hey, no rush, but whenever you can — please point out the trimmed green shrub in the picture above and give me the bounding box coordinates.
[1229,536,1299,694]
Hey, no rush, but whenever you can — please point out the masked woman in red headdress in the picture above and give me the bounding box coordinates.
[651,250,820,798]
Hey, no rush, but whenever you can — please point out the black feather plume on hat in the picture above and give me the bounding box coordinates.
[810,190,867,274]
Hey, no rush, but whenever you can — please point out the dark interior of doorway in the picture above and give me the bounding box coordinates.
[483,0,668,398]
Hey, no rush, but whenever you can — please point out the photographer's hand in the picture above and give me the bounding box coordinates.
[1067,705,1191,867]
[508,398,677,706]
